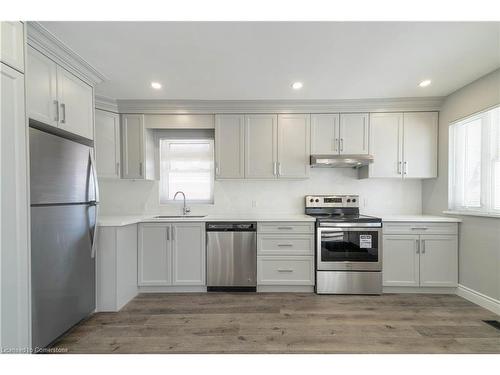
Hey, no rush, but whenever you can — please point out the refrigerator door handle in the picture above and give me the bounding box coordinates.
[89,150,100,203]
[90,203,99,259]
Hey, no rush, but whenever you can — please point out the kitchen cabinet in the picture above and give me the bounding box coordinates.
[215,114,245,179]
[121,114,155,180]
[360,112,438,179]
[0,21,25,73]
[27,46,94,140]
[383,222,458,289]
[1,62,30,350]
[310,113,368,155]
[95,109,121,178]
[244,114,278,179]
[138,222,205,287]
[277,114,310,178]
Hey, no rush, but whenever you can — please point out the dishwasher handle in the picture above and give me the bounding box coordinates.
[206,222,257,232]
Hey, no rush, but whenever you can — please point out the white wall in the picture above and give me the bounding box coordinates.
[99,168,422,216]
[422,68,500,301]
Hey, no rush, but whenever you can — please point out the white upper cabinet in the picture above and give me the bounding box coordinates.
[215,114,245,179]
[310,114,339,154]
[402,112,438,178]
[362,112,438,179]
[27,47,58,127]
[121,114,145,179]
[95,109,120,178]
[0,21,25,73]
[27,46,94,140]
[56,66,94,139]
[339,113,369,155]
[245,114,278,179]
[277,114,310,178]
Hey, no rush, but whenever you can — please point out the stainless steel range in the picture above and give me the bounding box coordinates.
[305,195,383,295]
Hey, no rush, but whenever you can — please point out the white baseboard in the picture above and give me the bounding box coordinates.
[383,286,457,294]
[456,284,500,316]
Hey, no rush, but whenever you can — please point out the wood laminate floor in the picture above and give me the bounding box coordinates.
[51,293,500,353]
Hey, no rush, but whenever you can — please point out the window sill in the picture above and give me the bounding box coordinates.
[443,210,500,219]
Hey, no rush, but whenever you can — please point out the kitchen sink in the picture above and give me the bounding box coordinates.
[154,215,207,219]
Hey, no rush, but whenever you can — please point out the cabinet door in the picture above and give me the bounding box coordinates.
[1,62,30,349]
[121,114,145,179]
[171,223,206,286]
[403,112,438,178]
[138,224,171,286]
[56,66,94,140]
[0,21,24,72]
[95,110,120,178]
[339,113,369,155]
[419,235,458,287]
[215,114,245,179]
[382,235,420,287]
[368,113,403,178]
[310,114,339,154]
[277,114,310,178]
[27,47,58,127]
[244,114,277,179]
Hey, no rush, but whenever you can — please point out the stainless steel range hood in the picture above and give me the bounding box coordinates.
[310,154,374,168]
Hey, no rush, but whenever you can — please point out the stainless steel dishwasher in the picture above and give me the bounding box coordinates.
[206,222,257,292]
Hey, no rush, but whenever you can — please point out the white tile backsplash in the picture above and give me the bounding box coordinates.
[99,168,422,216]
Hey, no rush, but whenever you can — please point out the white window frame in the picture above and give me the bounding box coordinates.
[159,138,215,205]
[448,105,500,217]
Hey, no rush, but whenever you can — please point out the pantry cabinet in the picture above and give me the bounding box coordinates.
[383,222,458,289]
[27,46,94,140]
[95,109,121,178]
[360,112,438,179]
[310,113,368,155]
[215,114,245,179]
[138,222,205,287]
[121,114,155,180]
[0,21,25,73]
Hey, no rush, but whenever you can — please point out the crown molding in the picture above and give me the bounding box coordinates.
[95,95,119,113]
[27,22,106,86]
[114,97,444,114]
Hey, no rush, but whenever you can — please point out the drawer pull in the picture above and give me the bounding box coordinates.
[411,227,428,230]
[277,226,293,230]
[277,243,293,247]
[277,268,294,273]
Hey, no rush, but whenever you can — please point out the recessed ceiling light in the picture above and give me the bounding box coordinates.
[151,82,162,90]
[419,79,431,88]
[291,82,303,90]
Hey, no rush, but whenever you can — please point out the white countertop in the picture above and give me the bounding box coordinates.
[381,215,462,223]
[98,213,316,227]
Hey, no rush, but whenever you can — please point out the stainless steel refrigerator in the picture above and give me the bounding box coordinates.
[29,127,99,349]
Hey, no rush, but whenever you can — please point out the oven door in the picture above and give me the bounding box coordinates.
[317,226,382,271]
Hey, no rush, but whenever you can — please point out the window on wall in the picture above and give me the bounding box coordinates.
[449,105,500,215]
[159,139,214,204]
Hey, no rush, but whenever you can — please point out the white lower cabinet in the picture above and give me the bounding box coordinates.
[258,257,314,285]
[138,222,205,287]
[383,222,458,290]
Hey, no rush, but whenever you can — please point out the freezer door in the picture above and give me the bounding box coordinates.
[29,127,95,204]
[206,232,257,287]
[31,204,96,349]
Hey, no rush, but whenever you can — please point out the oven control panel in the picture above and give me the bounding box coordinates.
[305,195,359,208]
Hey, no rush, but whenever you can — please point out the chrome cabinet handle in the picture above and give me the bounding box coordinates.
[421,240,425,254]
[411,227,428,230]
[60,103,66,124]
[334,138,338,152]
[116,162,120,176]
[215,161,219,176]
[277,226,293,230]
[277,268,293,273]
[278,162,282,176]
[397,161,402,174]
[277,243,293,247]
[166,226,170,241]
[416,239,420,254]
[139,162,143,177]
[340,138,344,152]
[54,100,59,122]
[403,161,408,175]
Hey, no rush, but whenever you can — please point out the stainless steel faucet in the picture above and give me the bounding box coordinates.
[173,191,191,215]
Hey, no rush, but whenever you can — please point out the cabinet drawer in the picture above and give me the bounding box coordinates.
[257,234,314,255]
[383,222,457,235]
[257,256,314,285]
[258,222,314,234]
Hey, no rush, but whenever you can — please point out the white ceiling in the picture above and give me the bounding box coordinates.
[40,21,500,101]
